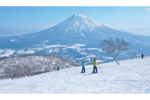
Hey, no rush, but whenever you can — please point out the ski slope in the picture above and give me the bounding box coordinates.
[0,57,150,94]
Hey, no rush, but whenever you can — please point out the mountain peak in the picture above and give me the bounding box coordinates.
[53,14,103,33]
[72,14,89,18]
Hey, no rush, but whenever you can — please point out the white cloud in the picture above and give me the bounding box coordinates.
[146,7,150,11]
[106,25,150,30]
[104,24,110,27]
[10,39,15,42]
[39,24,57,29]
[140,30,150,33]
[43,40,49,42]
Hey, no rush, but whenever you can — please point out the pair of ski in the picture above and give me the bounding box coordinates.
[91,71,103,74]
[81,71,103,74]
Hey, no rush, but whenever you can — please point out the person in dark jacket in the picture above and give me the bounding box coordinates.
[81,61,86,73]
[141,54,144,59]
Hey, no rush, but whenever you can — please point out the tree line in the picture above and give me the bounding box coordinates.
[0,54,79,80]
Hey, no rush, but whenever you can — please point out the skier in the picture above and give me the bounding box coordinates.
[141,54,144,59]
[57,66,60,71]
[92,57,99,73]
[81,61,86,73]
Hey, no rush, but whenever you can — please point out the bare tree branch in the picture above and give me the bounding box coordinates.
[99,38,130,65]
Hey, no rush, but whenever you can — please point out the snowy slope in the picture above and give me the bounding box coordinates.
[0,57,150,94]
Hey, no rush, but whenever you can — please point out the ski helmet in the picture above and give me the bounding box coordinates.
[94,57,96,60]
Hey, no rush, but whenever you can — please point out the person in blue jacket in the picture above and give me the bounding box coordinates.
[81,61,86,73]
[57,66,60,71]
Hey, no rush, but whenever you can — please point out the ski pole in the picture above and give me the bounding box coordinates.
[99,64,103,73]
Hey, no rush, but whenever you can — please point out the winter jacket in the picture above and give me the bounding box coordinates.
[82,62,84,68]
[93,60,98,67]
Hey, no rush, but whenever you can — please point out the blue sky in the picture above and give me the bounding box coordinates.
[0,6,150,30]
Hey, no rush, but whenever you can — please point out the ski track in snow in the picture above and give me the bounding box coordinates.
[0,57,150,94]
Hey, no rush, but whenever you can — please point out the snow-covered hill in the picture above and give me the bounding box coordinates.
[0,57,150,94]
[0,55,77,79]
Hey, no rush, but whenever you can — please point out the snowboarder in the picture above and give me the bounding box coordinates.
[81,61,86,73]
[57,66,60,71]
[141,54,144,59]
[92,57,99,73]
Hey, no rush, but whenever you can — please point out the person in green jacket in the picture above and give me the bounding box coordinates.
[92,57,99,73]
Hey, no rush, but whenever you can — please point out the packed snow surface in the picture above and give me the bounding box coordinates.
[0,57,150,94]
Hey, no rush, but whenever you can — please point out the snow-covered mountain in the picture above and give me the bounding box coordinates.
[0,14,135,48]
[0,14,150,63]
[51,14,102,33]
[1,56,150,93]
[29,14,139,44]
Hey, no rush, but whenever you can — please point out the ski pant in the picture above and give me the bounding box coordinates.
[81,67,85,73]
[93,66,97,73]
[142,56,144,59]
